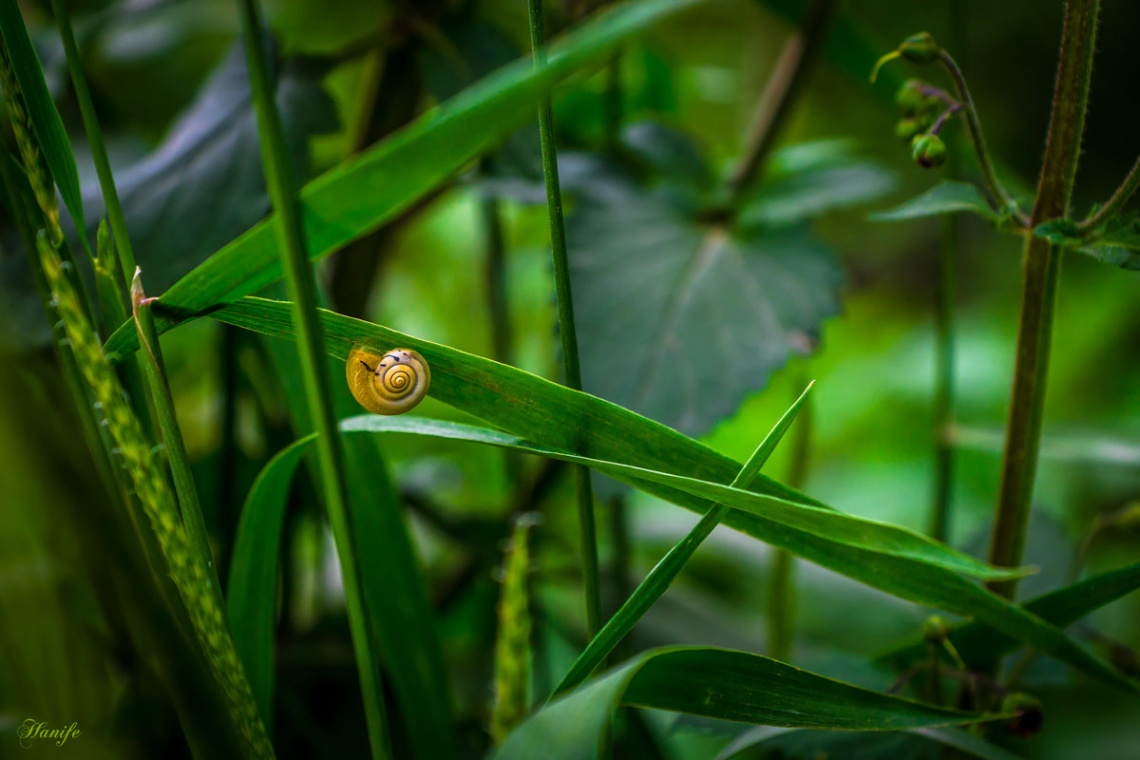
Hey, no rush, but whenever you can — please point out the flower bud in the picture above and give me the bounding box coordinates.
[911,133,947,168]
[895,118,921,142]
[921,616,949,645]
[899,32,939,64]
[1001,693,1043,738]
[895,79,927,114]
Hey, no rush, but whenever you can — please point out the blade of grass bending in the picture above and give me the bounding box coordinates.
[527,0,602,642]
[132,269,222,600]
[494,647,1006,760]
[236,2,389,756]
[196,300,1140,692]
[552,382,814,698]
[102,0,707,354]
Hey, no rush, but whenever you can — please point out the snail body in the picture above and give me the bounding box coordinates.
[347,346,431,415]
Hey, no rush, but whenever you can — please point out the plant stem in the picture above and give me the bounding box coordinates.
[987,0,1100,599]
[726,0,838,202]
[526,0,602,641]
[929,0,965,544]
[936,51,1028,226]
[49,0,136,277]
[133,272,221,599]
[768,375,812,662]
[236,4,390,756]
[1078,152,1140,232]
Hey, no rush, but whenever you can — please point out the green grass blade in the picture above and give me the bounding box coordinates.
[227,439,309,729]
[101,0,706,350]
[226,430,454,759]
[493,647,1005,760]
[551,382,814,698]
[0,0,88,254]
[191,297,1137,694]
[877,561,1140,670]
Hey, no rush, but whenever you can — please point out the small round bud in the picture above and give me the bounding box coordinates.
[895,118,921,142]
[899,32,939,64]
[921,616,949,645]
[1001,693,1043,738]
[895,79,927,114]
[911,133,947,168]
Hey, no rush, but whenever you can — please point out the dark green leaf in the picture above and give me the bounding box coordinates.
[877,562,1140,670]
[870,180,998,223]
[83,46,337,295]
[101,0,708,352]
[567,168,842,437]
[495,647,1001,760]
[1034,215,1140,271]
[0,1,87,249]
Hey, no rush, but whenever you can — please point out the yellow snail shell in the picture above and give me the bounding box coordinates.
[347,346,431,415]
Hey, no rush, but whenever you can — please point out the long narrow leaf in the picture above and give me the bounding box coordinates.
[494,647,1004,760]
[227,440,309,727]
[0,1,87,248]
[101,0,706,350]
[196,298,1140,694]
[877,561,1140,669]
[718,726,1023,760]
[553,382,814,698]
[226,429,453,758]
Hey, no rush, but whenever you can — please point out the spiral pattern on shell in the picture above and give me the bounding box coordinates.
[347,346,431,415]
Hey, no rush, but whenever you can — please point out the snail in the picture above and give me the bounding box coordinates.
[347,346,431,415]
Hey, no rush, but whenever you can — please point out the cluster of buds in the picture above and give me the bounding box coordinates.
[874,33,963,170]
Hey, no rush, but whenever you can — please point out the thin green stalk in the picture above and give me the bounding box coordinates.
[551,384,812,698]
[768,376,812,662]
[987,0,1100,599]
[132,270,221,598]
[936,51,1027,226]
[929,1,963,544]
[930,215,956,543]
[1078,152,1140,232]
[726,0,839,202]
[235,3,390,757]
[48,0,136,277]
[526,0,602,641]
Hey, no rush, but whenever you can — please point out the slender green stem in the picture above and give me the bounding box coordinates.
[726,0,838,202]
[987,0,1100,599]
[236,3,390,757]
[526,0,602,641]
[937,51,1028,227]
[132,271,221,599]
[1078,152,1140,232]
[768,376,812,662]
[551,384,812,698]
[929,217,957,543]
[49,0,136,277]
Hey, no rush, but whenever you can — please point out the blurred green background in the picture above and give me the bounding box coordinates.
[2,0,1139,757]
